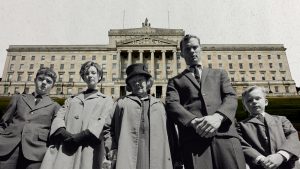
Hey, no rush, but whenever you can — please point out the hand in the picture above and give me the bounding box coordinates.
[195,114,223,138]
[260,153,284,169]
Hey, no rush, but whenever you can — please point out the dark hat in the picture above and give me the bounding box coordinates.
[126,63,151,83]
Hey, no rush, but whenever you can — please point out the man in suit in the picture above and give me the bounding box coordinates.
[237,86,300,169]
[165,34,246,169]
[0,67,60,169]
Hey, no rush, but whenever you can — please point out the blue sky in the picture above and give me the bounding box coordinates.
[1,0,299,86]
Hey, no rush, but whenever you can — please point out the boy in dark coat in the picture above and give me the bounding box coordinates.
[237,86,300,169]
[0,67,60,169]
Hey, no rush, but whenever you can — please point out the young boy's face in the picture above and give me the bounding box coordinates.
[35,74,54,95]
[242,88,268,116]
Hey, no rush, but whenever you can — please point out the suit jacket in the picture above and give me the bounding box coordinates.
[165,68,238,144]
[237,113,300,169]
[0,93,60,161]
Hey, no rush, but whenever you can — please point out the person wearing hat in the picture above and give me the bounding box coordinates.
[104,63,173,169]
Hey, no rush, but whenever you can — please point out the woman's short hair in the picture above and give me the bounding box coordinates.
[79,61,103,82]
[36,67,57,85]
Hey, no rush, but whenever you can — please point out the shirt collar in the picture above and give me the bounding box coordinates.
[187,64,202,70]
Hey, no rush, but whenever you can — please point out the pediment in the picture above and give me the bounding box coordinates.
[117,36,178,46]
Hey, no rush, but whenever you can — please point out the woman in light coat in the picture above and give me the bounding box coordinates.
[104,63,173,169]
[40,61,113,169]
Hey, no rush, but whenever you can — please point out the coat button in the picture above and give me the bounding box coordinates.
[74,115,79,119]
[202,93,206,96]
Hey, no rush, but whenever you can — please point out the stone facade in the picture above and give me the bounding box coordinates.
[0,21,297,98]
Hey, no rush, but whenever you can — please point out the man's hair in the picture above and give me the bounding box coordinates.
[80,61,103,82]
[180,34,201,51]
[242,86,268,99]
[36,67,57,85]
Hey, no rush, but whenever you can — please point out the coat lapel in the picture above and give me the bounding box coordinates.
[264,113,277,153]
[247,116,265,126]
[200,68,209,90]
[183,69,201,90]
[22,94,35,110]
[33,96,53,111]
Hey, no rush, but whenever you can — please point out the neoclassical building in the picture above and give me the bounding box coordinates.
[0,20,297,98]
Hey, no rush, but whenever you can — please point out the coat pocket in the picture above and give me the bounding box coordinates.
[38,129,50,142]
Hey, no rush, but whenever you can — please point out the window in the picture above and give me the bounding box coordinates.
[17,74,22,81]
[231,77,234,82]
[258,55,261,60]
[251,77,255,80]
[218,55,221,60]
[102,64,106,70]
[177,63,181,69]
[69,73,74,82]
[113,55,117,60]
[71,55,76,60]
[7,74,13,81]
[12,56,16,61]
[272,76,275,80]
[248,55,251,60]
[10,64,14,71]
[40,64,44,68]
[229,63,233,69]
[282,77,285,81]
[19,64,24,70]
[228,55,231,60]
[56,88,61,94]
[156,63,160,69]
[51,56,55,61]
[21,56,26,60]
[239,63,243,69]
[60,64,64,70]
[112,73,117,81]
[102,72,107,81]
[208,63,212,68]
[285,86,289,93]
[268,55,271,59]
[27,74,33,81]
[103,55,106,60]
[259,63,263,69]
[58,74,63,82]
[262,76,265,80]
[82,55,86,60]
[238,55,241,60]
[275,86,279,92]
[30,64,34,69]
[112,63,117,69]
[277,55,281,59]
[41,56,45,60]
[70,64,75,69]
[241,77,245,81]
[61,56,65,60]
[249,63,253,69]
[279,63,283,69]
[92,55,96,60]
[207,55,211,60]
[50,64,54,69]
[219,63,222,68]
[31,56,35,61]
[269,63,273,68]
[67,88,72,95]
[4,86,9,94]
[111,88,115,95]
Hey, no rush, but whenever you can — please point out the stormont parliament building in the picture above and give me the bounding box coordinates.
[0,20,297,98]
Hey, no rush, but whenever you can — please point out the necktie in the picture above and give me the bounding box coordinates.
[35,95,42,105]
[190,65,201,84]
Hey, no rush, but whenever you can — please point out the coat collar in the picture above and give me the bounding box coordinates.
[182,68,209,91]
[126,94,160,106]
[244,115,265,126]
[73,91,106,102]
[22,93,53,110]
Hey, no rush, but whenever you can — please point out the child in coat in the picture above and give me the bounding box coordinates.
[237,86,300,169]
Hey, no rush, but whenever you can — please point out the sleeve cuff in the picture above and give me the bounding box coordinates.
[277,150,291,161]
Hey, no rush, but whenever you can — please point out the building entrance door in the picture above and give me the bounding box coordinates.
[156,86,162,98]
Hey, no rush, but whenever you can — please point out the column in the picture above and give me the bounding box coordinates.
[162,50,166,79]
[128,50,132,66]
[173,50,178,76]
[139,50,143,63]
[117,50,121,78]
[150,50,155,77]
